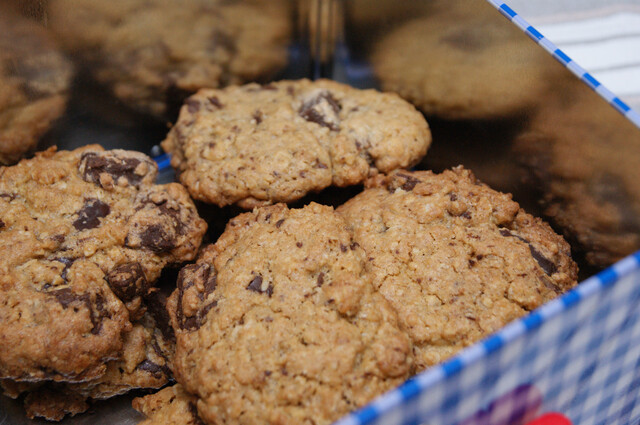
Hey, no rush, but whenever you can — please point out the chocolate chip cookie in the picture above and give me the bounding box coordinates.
[167,202,414,425]
[162,79,431,208]
[2,308,174,420]
[371,2,552,120]
[0,145,206,384]
[337,168,578,370]
[514,86,640,268]
[48,0,291,118]
[0,8,73,164]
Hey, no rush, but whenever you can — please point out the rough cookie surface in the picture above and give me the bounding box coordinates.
[0,145,206,383]
[371,4,552,120]
[162,79,431,208]
[337,168,578,369]
[515,87,640,267]
[168,203,414,425]
[133,384,203,425]
[0,9,72,164]
[1,307,174,421]
[49,0,291,118]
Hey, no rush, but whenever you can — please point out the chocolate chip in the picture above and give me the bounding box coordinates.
[276,219,285,228]
[441,27,489,52]
[73,199,110,231]
[298,91,341,130]
[449,193,458,201]
[176,264,218,331]
[188,402,207,425]
[139,224,175,253]
[0,193,16,201]
[92,293,108,335]
[247,275,273,296]
[144,290,175,343]
[0,219,4,229]
[106,263,149,302]
[396,173,421,191]
[247,275,263,292]
[47,288,107,335]
[208,96,223,108]
[49,287,84,309]
[350,242,359,250]
[136,359,170,379]
[499,228,558,275]
[54,257,74,282]
[296,242,303,248]
[253,110,263,124]
[80,152,147,188]
[313,159,328,169]
[317,272,324,287]
[186,98,201,113]
[528,245,558,276]
[462,211,472,219]
[261,83,278,91]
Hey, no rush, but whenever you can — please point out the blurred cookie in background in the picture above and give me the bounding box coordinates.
[0,7,73,165]
[514,84,640,268]
[48,0,292,119]
[371,0,554,120]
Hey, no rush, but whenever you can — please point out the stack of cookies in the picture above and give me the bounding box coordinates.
[0,75,578,424]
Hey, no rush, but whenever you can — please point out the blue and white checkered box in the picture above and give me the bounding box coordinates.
[331,3,640,424]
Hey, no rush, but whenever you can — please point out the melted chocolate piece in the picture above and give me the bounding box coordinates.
[396,173,421,191]
[73,199,110,231]
[139,224,175,253]
[208,96,223,108]
[499,229,558,275]
[80,152,147,188]
[106,263,149,302]
[136,359,170,379]
[247,274,273,296]
[54,257,75,282]
[298,91,341,131]
[47,288,107,335]
[145,290,175,343]
[176,264,218,331]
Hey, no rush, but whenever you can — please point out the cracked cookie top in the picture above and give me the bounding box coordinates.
[161,79,431,208]
[337,167,578,370]
[168,202,413,425]
[0,145,206,382]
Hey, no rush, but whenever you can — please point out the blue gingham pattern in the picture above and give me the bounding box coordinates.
[335,252,640,425]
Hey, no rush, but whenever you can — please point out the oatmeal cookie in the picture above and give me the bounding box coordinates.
[371,3,552,120]
[0,145,206,383]
[162,79,431,208]
[168,202,414,425]
[337,168,578,369]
